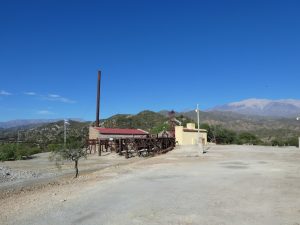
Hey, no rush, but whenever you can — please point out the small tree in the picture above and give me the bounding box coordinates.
[237,132,262,145]
[49,139,87,178]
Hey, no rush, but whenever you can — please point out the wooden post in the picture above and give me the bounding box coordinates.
[98,140,101,156]
[125,142,129,158]
[105,141,108,152]
[120,139,123,155]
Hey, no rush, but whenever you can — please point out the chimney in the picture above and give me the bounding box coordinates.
[95,70,101,127]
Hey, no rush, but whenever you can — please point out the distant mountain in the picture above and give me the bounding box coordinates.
[1,110,300,145]
[0,118,85,129]
[0,119,60,129]
[208,99,300,117]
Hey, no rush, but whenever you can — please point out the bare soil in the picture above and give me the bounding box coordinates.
[1,145,300,225]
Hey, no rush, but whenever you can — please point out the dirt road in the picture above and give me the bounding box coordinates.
[1,145,300,225]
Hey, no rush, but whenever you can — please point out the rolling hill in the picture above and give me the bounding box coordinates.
[1,109,300,145]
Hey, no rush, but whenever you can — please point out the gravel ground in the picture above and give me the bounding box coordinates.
[0,151,138,194]
[1,145,300,225]
[0,165,44,183]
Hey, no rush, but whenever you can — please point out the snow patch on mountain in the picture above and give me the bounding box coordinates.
[209,98,300,117]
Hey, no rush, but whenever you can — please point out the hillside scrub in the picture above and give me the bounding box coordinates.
[0,143,41,161]
[200,123,297,146]
[236,132,263,145]
[271,137,299,147]
[0,120,89,150]
[200,124,237,144]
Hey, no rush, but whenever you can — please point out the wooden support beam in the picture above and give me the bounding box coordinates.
[98,140,101,156]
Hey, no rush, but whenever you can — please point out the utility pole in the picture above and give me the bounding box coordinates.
[196,104,204,153]
[297,117,300,149]
[17,130,22,150]
[196,104,200,136]
[64,119,70,148]
[17,130,27,150]
[17,130,21,144]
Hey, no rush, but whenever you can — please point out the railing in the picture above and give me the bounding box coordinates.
[86,137,175,158]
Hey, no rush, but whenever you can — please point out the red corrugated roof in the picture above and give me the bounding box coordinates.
[94,127,148,135]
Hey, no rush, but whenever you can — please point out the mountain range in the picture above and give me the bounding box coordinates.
[1,108,300,145]
[209,98,300,117]
[1,98,300,144]
[0,119,60,129]
[0,118,84,129]
[1,99,299,129]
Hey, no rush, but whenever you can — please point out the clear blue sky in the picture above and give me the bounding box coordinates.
[1,0,300,121]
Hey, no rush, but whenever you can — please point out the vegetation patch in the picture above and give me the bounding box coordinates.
[0,143,41,161]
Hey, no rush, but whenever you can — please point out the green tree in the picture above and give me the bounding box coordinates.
[286,137,299,147]
[200,123,217,143]
[50,138,87,178]
[237,132,262,145]
[0,143,41,161]
[0,144,16,161]
[150,123,170,134]
[216,128,237,144]
[271,138,284,146]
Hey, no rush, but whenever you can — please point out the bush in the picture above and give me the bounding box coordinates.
[199,124,264,145]
[271,137,299,147]
[0,143,41,161]
[216,128,237,144]
[236,132,262,145]
[271,138,284,146]
[286,137,299,147]
[0,144,16,161]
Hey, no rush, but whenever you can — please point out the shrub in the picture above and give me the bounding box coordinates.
[237,132,262,145]
[0,143,42,161]
[0,144,17,161]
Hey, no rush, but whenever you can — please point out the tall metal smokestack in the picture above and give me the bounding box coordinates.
[95,70,101,127]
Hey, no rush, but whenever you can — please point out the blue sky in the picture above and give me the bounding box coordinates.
[1,0,300,121]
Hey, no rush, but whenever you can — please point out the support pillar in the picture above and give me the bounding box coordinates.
[98,140,101,156]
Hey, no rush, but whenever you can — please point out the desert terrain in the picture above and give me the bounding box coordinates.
[1,145,300,225]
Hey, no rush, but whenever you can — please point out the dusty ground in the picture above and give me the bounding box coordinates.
[0,151,138,193]
[1,145,300,225]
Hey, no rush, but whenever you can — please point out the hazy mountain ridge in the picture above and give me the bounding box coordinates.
[180,110,300,131]
[0,118,84,129]
[0,119,59,129]
[1,102,300,144]
[209,98,300,117]
[0,120,90,145]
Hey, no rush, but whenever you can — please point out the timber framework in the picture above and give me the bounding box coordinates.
[86,70,175,158]
[86,136,175,158]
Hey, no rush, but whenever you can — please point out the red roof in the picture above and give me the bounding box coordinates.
[94,127,148,135]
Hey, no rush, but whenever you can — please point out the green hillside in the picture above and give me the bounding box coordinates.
[0,120,90,146]
[103,110,193,134]
[1,110,300,153]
